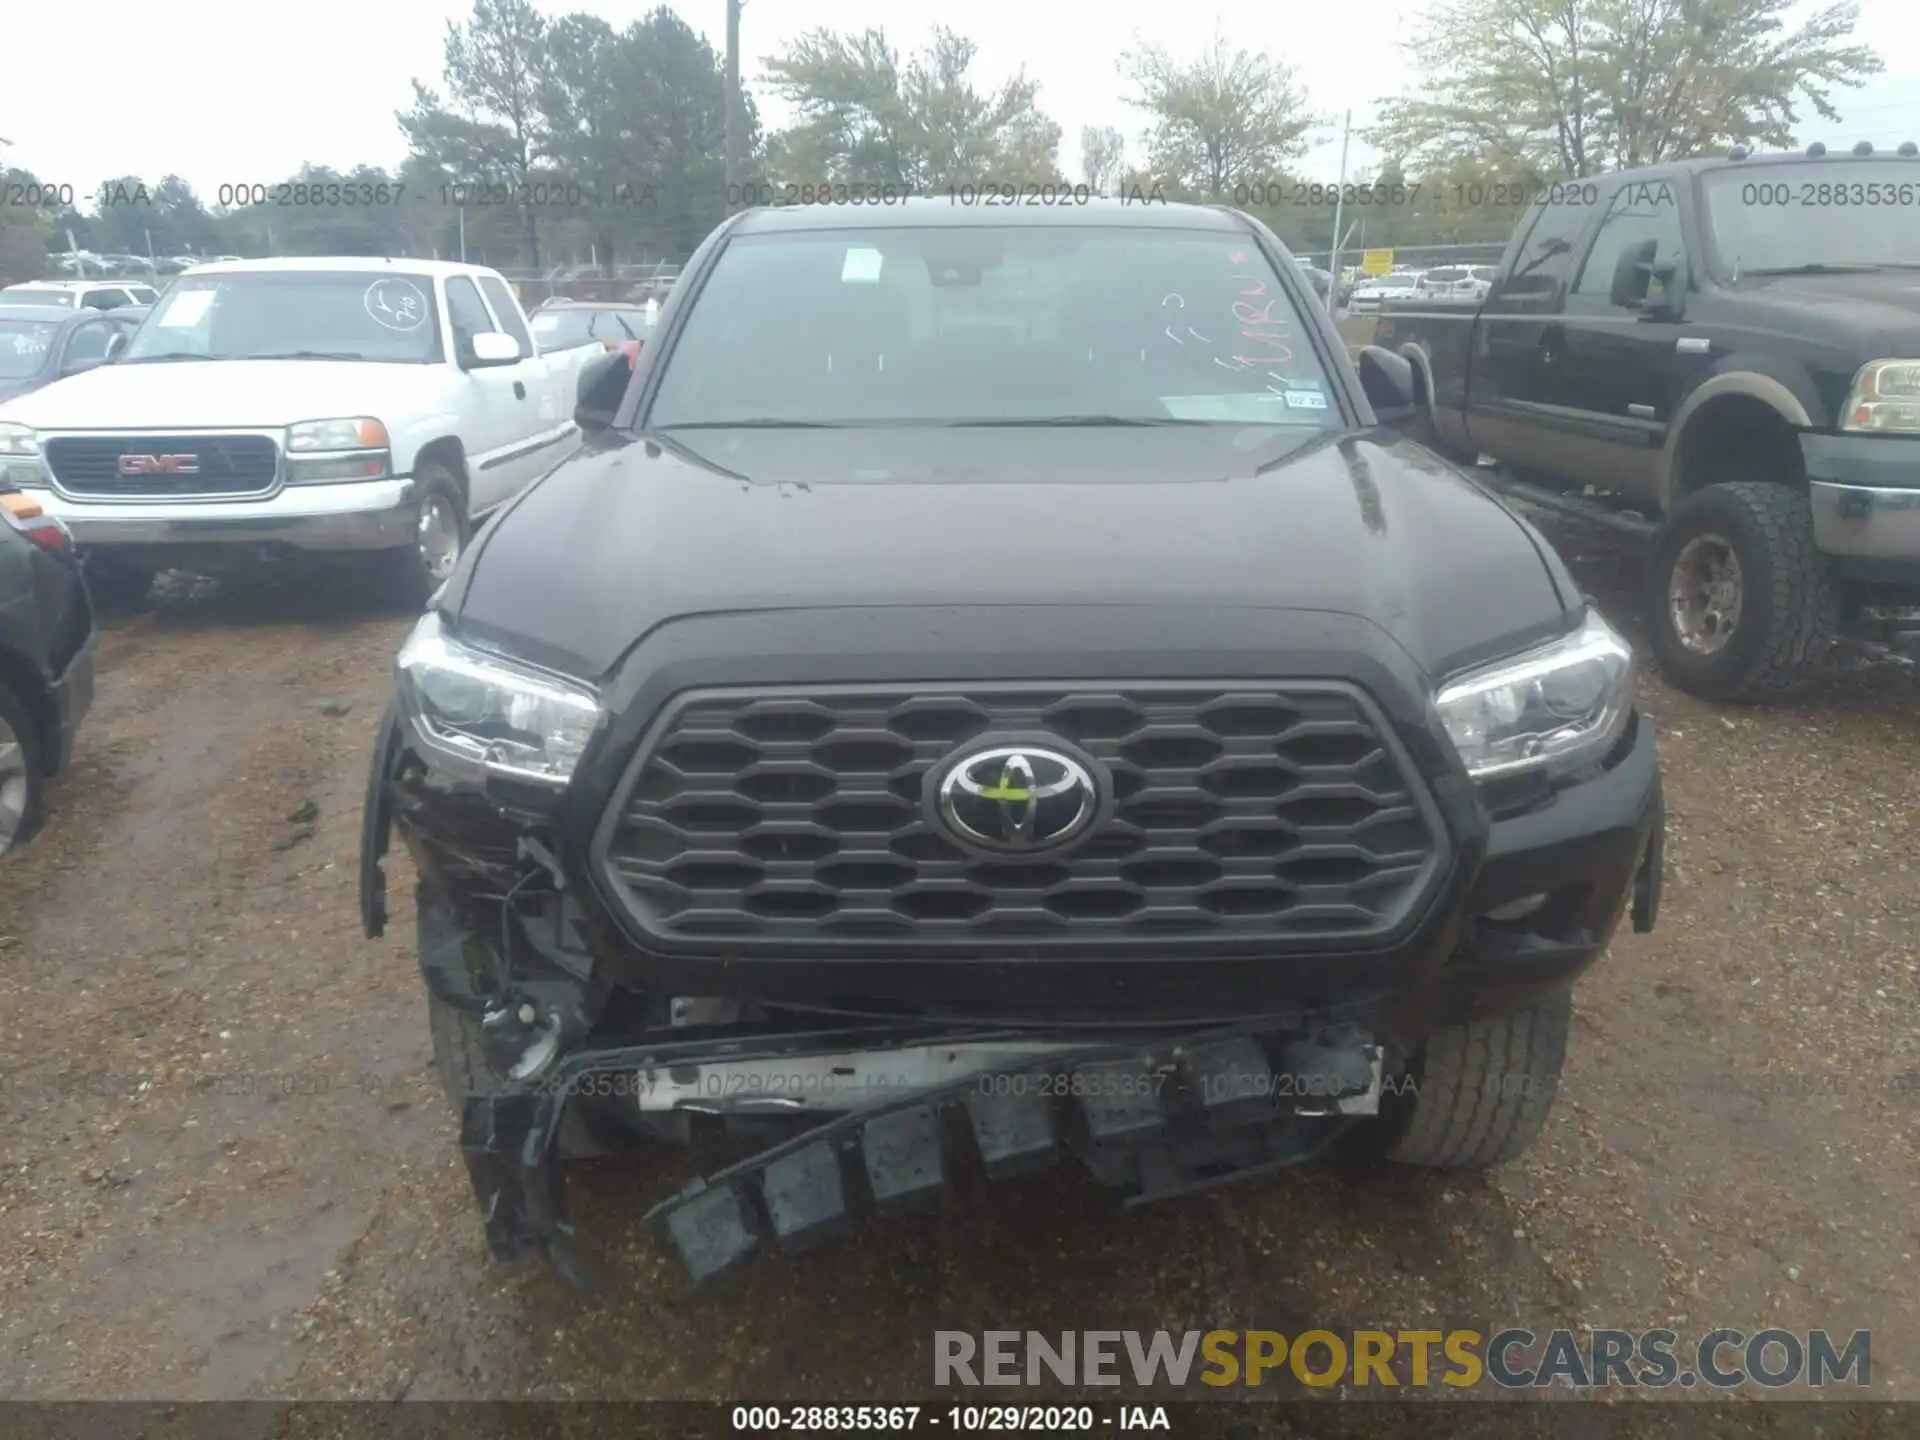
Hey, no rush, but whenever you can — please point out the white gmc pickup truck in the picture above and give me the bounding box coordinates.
[0,257,592,604]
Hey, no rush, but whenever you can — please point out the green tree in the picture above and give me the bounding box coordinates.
[1122,35,1313,200]
[763,26,1063,189]
[401,0,552,266]
[1371,0,1881,178]
[0,145,55,284]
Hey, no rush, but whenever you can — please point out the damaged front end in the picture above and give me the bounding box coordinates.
[361,609,1662,1290]
[361,702,1403,1287]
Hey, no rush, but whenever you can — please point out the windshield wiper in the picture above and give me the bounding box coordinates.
[652,419,848,430]
[944,414,1211,427]
[1741,263,1886,276]
[248,350,370,361]
[123,352,216,363]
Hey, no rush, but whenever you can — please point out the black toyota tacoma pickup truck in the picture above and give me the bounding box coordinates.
[1373,145,1920,701]
[359,199,1663,1286]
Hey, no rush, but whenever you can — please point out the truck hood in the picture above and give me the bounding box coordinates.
[1732,270,1920,349]
[0,359,447,430]
[455,425,1574,680]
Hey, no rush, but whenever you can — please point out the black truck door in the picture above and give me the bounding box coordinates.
[1465,190,1602,472]
[1542,175,1701,504]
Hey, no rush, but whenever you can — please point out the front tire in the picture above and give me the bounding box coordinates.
[382,463,469,608]
[1644,482,1837,701]
[83,555,156,611]
[1365,992,1572,1171]
[0,682,48,859]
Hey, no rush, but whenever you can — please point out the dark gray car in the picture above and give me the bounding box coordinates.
[0,304,149,405]
[0,488,95,856]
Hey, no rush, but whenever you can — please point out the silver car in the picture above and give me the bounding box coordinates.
[1347,271,1424,312]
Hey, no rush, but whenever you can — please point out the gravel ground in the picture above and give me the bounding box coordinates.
[0,543,1915,1417]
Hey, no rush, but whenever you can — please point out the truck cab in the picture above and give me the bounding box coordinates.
[1375,146,1920,700]
[0,257,593,605]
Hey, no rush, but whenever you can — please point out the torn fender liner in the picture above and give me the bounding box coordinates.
[358,702,403,940]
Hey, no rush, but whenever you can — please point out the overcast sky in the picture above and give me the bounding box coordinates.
[9,0,1919,203]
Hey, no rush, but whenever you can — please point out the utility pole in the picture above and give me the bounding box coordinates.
[1327,109,1353,297]
[725,0,746,210]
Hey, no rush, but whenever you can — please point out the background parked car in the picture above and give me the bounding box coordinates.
[2,280,161,311]
[529,298,658,366]
[0,304,148,404]
[1347,271,1425,312]
[1417,265,1496,301]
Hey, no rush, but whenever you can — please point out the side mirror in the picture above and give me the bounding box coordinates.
[575,349,631,434]
[1355,345,1417,423]
[1608,239,1665,311]
[463,331,522,368]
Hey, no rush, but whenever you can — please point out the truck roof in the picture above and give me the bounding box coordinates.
[1606,146,1920,185]
[179,256,509,278]
[730,196,1248,235]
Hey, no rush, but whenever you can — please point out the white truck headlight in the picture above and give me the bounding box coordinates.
[1842,360,1920,434]
[396,612,603,784]
[0,421,50,489]
[286,416,390,482]
[1434,609,1635,780]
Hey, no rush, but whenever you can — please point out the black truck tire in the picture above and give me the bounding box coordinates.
[1373,992,1571,1170]
[1644,481,1838,701]
[0,681,48,859]
[427,988,512,1107]
[83,555,156,610]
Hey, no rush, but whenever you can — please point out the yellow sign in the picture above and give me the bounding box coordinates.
[1361,249,1395,276]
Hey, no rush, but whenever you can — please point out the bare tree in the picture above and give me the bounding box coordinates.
[1080,125,1127,193]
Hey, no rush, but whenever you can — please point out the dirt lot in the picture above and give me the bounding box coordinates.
[1,539,1916,1415]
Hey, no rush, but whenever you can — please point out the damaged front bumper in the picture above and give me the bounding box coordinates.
[458,1020,1388,1287]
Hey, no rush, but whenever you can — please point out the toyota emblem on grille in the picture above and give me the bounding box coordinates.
[933,744,1100,854]
[117,453,200,475]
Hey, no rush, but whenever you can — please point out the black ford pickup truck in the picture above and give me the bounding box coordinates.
[1374,145,1920,700]
[360,199,1663,1287]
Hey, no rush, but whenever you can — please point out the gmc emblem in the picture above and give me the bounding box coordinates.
[117,453,201,476]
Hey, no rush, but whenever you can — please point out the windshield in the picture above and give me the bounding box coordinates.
[4,289,75,309]
[0,320,59,378]
[121,271,444,363]
[648,227,1341,429]
[1365,274,1417,289]
[1702,162,1920,273]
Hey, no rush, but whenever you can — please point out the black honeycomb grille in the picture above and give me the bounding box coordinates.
[598,685,1442,947]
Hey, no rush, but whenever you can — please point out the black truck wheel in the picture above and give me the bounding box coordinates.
[0,681,48,859]
[83,555,156,610]
[1644,482,1837,701]
[1367,992,1571,1171]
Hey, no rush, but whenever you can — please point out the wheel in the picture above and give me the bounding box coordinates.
[83,555,156,610]
[1362,992,1571,1171]
[1644,482,1838,701]
[0,682,48,859]
[382,463,469,608]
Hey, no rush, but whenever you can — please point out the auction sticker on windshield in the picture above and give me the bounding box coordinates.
[841,247,884,284]
[158,288,215,328]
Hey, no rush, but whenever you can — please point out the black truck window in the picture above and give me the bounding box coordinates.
[1497,197,1594,307]
[1571,178,1686,310]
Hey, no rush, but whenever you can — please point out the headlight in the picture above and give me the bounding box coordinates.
[286,417,390,482]
[0,421,49,488]
[1434,609,1634,780]
[1841,360,1920,434]
[395,612,603,784]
